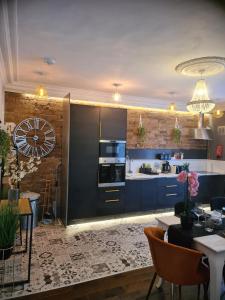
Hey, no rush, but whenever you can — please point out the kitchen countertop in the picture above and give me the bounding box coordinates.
[126,171,223,180]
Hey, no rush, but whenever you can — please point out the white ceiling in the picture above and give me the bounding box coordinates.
[13,0,225,105]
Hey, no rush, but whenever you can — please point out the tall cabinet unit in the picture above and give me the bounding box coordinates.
[67,105,127,224]
[100,107,127,140]
[68,105,99,221]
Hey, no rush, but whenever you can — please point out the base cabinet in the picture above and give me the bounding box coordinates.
[125,181,142,212]
[157,178,185,208]
[141,180,157,210]
[97,187,125,216]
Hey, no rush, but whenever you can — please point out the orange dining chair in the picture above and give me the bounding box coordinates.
[144,227,209,300]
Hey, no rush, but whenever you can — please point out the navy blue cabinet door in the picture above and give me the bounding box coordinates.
[141,180,156,211]
[68,105,99,221]
[157,178,185,208]
[125,180,142,212]
[100,107,127,140]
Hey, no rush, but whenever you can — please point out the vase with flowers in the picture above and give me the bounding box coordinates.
[177,168,199,229]
[5,147,41,201]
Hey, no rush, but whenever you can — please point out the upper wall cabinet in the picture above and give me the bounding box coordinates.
[100,107,127,140]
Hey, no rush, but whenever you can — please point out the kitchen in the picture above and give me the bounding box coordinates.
[1,0,225,299]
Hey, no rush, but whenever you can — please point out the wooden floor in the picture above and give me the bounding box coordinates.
[16,266,207,300]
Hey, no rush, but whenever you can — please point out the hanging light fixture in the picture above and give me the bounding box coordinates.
[186,76,215,113]
[35,85,48,98]
[168,103,176,112]
[34,57,56,99]
[112,83,122,101]
[213,109,224,118]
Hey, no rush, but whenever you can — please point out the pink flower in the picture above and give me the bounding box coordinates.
[177,171,187,183]
[177,170,199,197]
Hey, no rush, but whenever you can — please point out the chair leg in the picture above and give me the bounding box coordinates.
[197,284,200,300]
[171,283,174,300]
[146,272,157,300]
[178,285,182,300]
[203,283,209,300]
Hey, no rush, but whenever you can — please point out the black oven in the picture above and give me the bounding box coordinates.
[99,140,126,159]
[98,159,125,187]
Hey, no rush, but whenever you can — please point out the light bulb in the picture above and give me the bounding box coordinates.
[113,92,121,102]
[35,85,48,98]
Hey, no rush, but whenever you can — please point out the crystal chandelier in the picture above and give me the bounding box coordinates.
[186,79,215,113]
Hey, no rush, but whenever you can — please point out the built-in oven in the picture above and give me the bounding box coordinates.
[98,158,125,187]
[99,140,126,159]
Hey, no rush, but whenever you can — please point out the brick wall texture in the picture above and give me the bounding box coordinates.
[5,92,207,198]
[5,92,63,201]
[127,109,207,149]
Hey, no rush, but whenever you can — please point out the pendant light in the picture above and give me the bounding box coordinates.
[168,103,176,112]
[112,83,122,101]
[213,109,224,118]
[35,85,48,98]
[186,71,215,113]
[34,57,56,99]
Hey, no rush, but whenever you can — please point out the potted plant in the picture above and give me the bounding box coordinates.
[0,128,11,198]
[137,115,145,145]
[177,169,199,229]
[172,118,181,144]
[0,203,19,260]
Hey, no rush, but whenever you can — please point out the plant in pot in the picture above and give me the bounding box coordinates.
[0,128,11,198]
[0,203,19,260]
[177,168,199,229]
[137,115,145,146]
[172,118,181,144]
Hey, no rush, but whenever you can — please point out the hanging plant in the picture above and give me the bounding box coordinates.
[137,115,146,143]
[0,129,11,160]
[172,118,181,144]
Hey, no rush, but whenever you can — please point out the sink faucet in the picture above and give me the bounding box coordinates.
[126,155,133,174]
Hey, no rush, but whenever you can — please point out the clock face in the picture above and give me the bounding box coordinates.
[13,117,56,157]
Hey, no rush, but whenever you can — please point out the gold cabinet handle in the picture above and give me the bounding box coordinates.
[105,189,120,193]
[166,193,177,197]
[105,199,120,203]
[166,185,178,188]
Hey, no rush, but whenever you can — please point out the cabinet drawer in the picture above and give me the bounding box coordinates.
[97,188,125,215]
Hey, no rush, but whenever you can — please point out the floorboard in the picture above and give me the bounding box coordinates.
[15,266,207,300]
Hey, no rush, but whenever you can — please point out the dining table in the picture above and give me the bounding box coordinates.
[156,215,225,300]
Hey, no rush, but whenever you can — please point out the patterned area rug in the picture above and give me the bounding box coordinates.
[0,219,157,299]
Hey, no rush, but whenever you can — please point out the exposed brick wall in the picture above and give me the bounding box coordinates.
[4,92,207,198]
[4,92,63,199]
[127,109,208,149]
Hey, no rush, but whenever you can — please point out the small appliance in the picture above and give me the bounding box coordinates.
[161,161,171,173]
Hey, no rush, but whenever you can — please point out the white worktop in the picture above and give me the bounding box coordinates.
[126,171,223,180]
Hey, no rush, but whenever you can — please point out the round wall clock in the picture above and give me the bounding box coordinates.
[13,117,56,157]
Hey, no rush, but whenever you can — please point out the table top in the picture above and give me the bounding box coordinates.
[156,215,225,253]
[0,198,32,216]
[156,215,180,227]
[194,235,225,253]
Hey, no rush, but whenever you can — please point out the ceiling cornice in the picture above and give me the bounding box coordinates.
[5,80,189,111]
[0,0,18,83]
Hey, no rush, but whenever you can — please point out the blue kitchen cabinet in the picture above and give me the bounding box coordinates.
[195,175,225,204]
[141,179,157,210]
[125,180,142,212]
[156,178,186,208]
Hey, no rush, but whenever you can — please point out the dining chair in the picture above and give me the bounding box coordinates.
[210,196,225,211]
[144,227,209,300]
